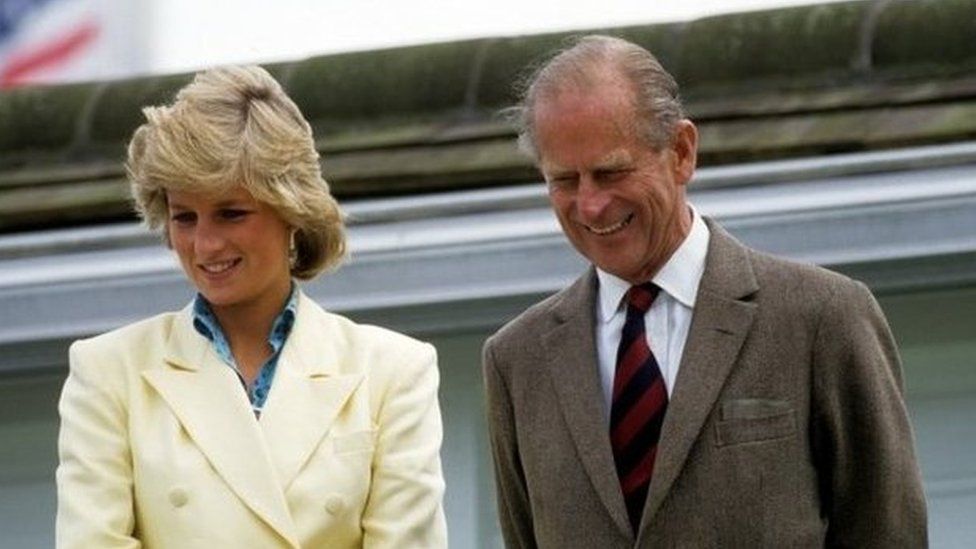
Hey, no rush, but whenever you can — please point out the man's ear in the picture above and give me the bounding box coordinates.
[670,119,698,186]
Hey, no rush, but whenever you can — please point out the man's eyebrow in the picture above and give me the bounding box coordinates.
[545,167,576,177]
[594,151,633,169]
[540,150,634,175]
[540,160,572,175]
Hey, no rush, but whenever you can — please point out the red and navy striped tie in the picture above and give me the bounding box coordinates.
[611,283,668,532]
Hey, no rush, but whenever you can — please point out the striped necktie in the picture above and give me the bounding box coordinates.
[611,283,668,532]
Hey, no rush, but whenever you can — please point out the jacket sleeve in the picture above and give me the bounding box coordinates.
[56,340,141,549]
[483,339,538,549]
[362,342,447,548]
[811,280,928,548]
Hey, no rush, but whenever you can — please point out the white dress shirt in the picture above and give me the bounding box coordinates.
[595,207,710,419]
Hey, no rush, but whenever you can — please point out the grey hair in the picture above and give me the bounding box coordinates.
[511,35,686,159]
[126,64,346,280]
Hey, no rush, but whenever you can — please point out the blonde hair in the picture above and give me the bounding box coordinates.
[126,65,346,279]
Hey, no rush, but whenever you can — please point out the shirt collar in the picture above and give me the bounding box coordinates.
[268,286,299,353]
[596,206,710,323]
[192,282,299,351]
[192,295,221,343]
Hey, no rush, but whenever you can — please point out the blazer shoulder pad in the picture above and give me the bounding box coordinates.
[71,310,182,357]
[485,278,583,354]
[745,247,872,319]
[321,311,436,378]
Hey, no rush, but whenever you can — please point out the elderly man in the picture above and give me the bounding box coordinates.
[482,35,926,548]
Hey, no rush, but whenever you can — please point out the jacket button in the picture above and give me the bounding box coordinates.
[324,494,345,515]
[169,488,189,508]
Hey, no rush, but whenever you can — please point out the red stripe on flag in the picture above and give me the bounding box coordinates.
[1,20,100,87]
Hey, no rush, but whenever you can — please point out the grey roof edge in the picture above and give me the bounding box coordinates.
[4,139,976,259]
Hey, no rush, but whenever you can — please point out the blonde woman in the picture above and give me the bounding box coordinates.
[55,66,447,548]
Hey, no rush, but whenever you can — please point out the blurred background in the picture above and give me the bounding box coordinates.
[2,0,976,547]
[1,0,854,87]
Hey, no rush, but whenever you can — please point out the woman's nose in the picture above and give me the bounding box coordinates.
[193,220,225,255]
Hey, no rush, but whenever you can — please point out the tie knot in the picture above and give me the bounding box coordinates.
[626,283,659,313]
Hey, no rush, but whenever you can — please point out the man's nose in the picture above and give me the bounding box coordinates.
[576,177,612,220]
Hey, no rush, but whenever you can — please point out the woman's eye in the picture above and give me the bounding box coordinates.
[170,212,195,224]
[220,209,248,220]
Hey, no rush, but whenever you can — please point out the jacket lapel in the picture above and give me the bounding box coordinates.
[142,307,300,547]
[258,293,364,490]
[638,220,759,538]
[544,269,634,539]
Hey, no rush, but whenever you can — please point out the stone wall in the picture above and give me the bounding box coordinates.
[2,0,976,231]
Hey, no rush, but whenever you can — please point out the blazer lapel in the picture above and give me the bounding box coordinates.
[258,293,364,490]
[544,269,633,539]
[142,307,300,548]
[638,221,759,537]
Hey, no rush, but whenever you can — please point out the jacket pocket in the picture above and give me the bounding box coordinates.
[715,398,795,446]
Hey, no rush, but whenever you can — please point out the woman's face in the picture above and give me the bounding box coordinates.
[166,185,293,316]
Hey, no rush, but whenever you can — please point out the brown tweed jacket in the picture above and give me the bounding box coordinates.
[483,219,927,548]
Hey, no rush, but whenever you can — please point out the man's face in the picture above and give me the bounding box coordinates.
[533,80,697,284]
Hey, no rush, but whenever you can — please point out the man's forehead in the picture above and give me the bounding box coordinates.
[531,83,639,144]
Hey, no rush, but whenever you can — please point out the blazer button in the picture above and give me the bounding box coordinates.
[169,488,189,508]
[324,494,345,515]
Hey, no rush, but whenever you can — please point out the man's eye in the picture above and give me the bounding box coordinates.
[596,169,629,182]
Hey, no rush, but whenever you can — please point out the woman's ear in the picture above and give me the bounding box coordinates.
[289,228,298,268]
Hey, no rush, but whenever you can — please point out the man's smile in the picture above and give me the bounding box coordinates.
[583,213,635,235]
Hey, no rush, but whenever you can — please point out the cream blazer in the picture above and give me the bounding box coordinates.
[56,292,447,548]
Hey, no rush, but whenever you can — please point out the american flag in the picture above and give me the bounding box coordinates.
[0,0,101,88]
